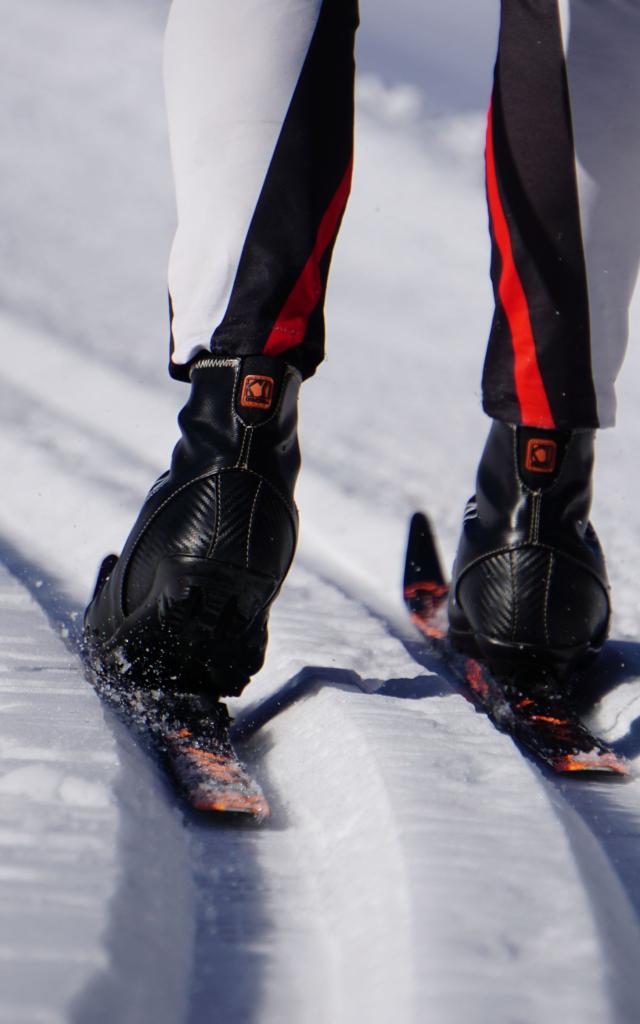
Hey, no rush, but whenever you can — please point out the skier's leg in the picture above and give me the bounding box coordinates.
[481,0,640,431]
[165,0,357,383]
[84,0,359,695]
[449,0,640,676]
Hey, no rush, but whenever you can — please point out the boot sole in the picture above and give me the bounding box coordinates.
[448,626,602,682]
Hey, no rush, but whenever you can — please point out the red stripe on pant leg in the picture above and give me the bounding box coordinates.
[486,101,555,428]
[264,158,354,356]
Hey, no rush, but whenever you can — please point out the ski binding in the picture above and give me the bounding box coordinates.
[404,512,628,777]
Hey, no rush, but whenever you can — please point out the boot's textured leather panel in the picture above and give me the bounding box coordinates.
[210,471,260,564]
[461,552,516,640]
[459,548,551,645]
[512,548,550,643]
[124,477,218,614]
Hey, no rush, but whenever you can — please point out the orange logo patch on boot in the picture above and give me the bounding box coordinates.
[524,438,557,474]
[240,374,275,410]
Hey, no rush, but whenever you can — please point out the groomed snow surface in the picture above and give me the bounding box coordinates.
[2,2,640,1022]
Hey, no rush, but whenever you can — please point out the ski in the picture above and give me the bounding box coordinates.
[403,511,628,777]
[88,667,270,818]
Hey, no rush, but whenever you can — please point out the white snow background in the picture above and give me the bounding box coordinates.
[2,1,640,1022]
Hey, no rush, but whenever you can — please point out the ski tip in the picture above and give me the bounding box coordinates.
[403,512,449,638]
[403,511,447,592]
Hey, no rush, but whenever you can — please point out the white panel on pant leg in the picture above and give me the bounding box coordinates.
[164,0,323,369]
[560,1,640,428]
[557,0,570,40]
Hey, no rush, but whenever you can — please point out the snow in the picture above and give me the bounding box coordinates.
[0,562,192,1024]
[1,1,640,1022]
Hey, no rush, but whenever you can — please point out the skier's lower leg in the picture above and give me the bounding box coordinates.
[448,1,634,679]
[84,356,301,696]
[84,0,358,694]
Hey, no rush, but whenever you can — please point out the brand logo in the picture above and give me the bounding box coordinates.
[524,438,557,474]
[240,374,275,410]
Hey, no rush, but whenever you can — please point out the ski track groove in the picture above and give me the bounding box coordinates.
[2,316,640,1020]
[4,0,640,1017]
[294,546,640,1017]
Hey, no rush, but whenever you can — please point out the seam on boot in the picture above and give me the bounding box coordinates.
[246,480,263,569]
[119,469,224,612]
[122,467,297,581]
[529,492,541,544]
[224,467,297,521]
[456,542,609,605]
[543,552,554,647]
[243,427,254,469]
[509,550,517,642]
[207,475,222,559]
[235,424,251,468]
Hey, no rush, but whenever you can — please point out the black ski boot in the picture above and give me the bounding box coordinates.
[84,355,301,697]
[448,421,610,679]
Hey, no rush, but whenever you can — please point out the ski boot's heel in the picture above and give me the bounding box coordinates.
[449,546,609,680]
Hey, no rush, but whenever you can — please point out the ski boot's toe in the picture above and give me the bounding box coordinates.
[83,355,301,697]
[449,421,610,680]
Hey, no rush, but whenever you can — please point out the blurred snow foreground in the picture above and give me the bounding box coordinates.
[2,2,640,1023]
